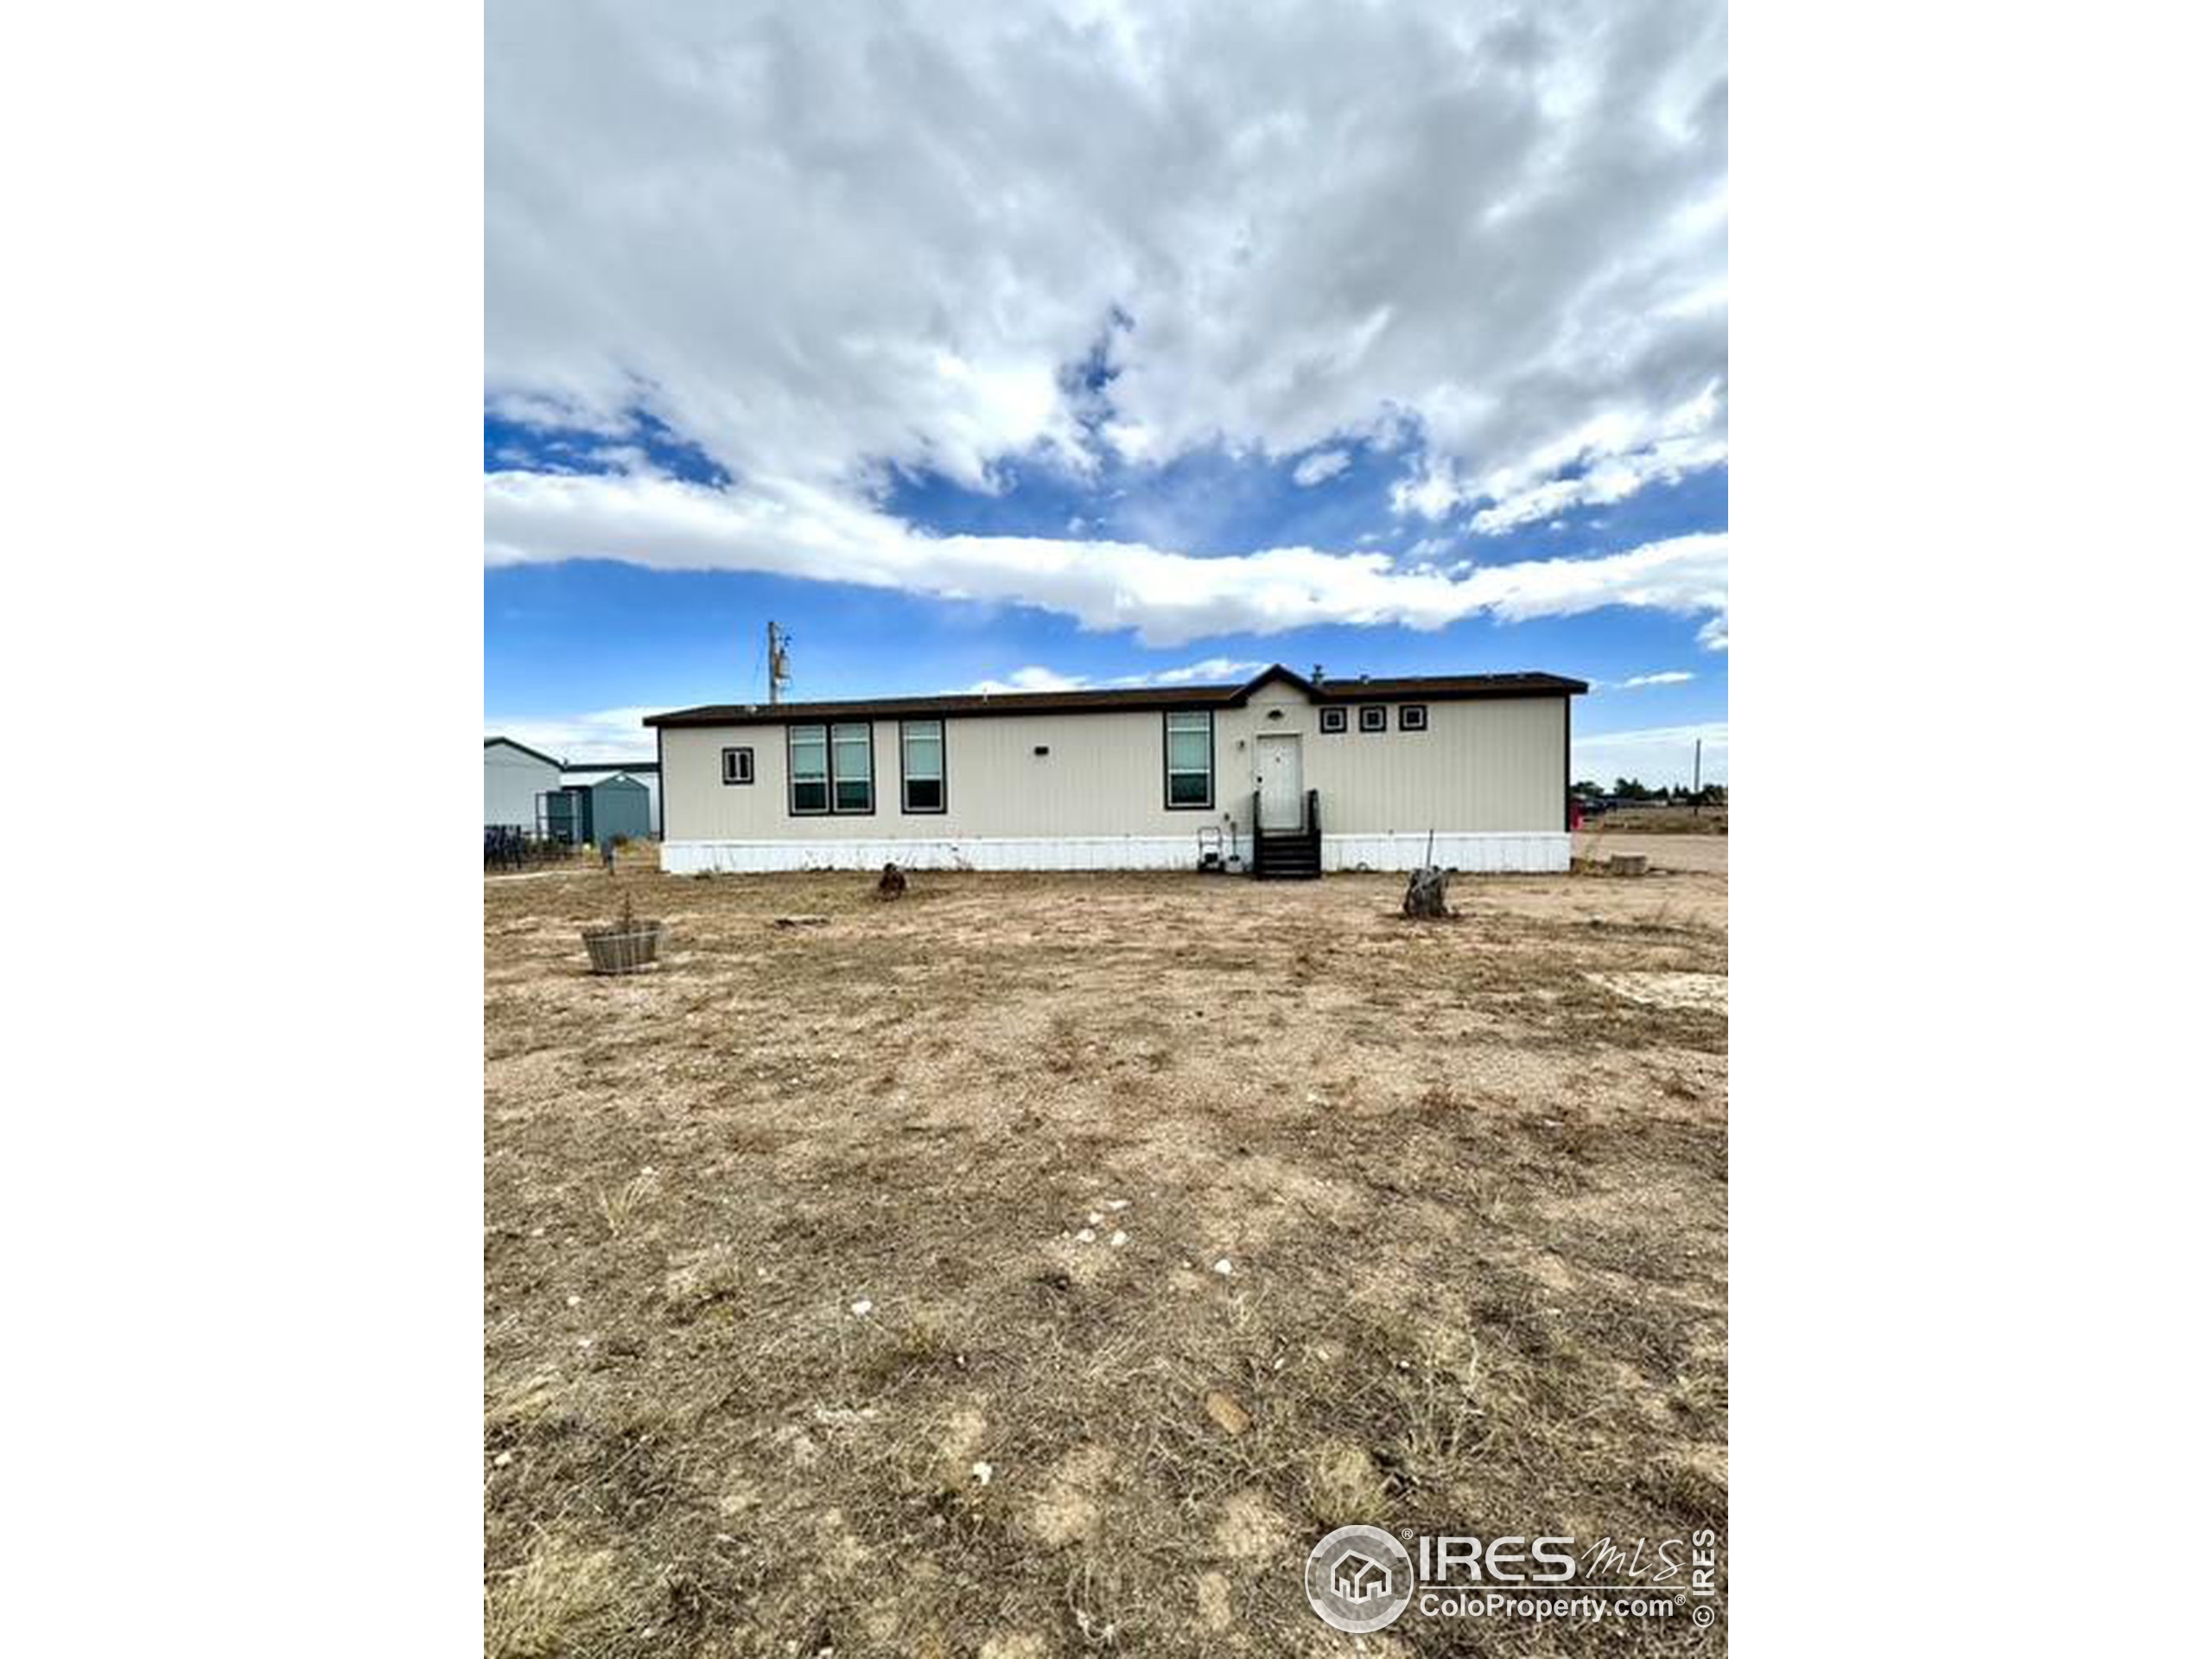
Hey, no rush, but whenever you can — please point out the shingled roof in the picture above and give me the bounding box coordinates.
[642,664,1586,728]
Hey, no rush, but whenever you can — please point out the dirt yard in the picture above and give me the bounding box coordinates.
[486,853,1727,1656]
[1580,807,1728,837]
[1569,830,1729,876]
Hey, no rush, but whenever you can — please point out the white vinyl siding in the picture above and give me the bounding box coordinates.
[662,691,1567,844]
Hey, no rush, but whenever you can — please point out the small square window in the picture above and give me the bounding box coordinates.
[721,746,754,785]
[1398,704,1427,731]
[1358,705,1387,733]
[1319,707,1348,734]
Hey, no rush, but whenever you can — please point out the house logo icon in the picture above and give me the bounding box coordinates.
[1305,1524,1414,1633]
[1332,1549,1392,1601]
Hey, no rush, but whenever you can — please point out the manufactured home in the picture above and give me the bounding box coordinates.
[645,664,1586,876]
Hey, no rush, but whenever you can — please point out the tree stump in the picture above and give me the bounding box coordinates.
[875,861,908,900]
[1402,865,1452,919]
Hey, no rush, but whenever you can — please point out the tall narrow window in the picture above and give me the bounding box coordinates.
[901,719,945,813]
[1164,710,1213,809]
[788,726,829,813]
[831,722,874,813]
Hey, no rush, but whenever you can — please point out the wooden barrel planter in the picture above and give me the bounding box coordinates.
[582,920,664,974]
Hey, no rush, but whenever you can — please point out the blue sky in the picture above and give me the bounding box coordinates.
[486,1,1726,785]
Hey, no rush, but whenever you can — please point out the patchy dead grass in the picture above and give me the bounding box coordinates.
[1581,806,1728,836]
[486,862,1727,1655]
[1588,971,1730,1014]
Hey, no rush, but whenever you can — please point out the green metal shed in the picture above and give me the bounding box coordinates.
[578,772,652,843]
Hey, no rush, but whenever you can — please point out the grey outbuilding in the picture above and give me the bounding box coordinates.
[484,737,563,832]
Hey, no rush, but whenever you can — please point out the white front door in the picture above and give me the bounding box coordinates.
[1256,734,1303,830]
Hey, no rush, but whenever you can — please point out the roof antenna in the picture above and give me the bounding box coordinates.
[766,620,792,705]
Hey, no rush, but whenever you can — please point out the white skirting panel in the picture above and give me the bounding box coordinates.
[659,836,1200,874]
[1322,832,1569,874]
[661,831,1570,874]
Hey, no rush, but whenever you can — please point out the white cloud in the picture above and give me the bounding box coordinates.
[1292,449,1351,486]
[1391,461,1468,522]
[1465,417,1728,535]
[965,656,1268,694]
[1621,670,1694,688]
[487,0,1726,544]
[1697,614,1728,652]
[485,707,660,764]
[1145,656,1267,685]
[965,666,1091,694]
[486,468,1727,647]
[1573,721,1727,787]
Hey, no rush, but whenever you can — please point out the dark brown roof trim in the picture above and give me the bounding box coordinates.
[643,664,1586,728]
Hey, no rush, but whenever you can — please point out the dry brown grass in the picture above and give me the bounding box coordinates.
[1583,805,1727,836]
[486,1532,634,1659]
[486,861,1727,1655]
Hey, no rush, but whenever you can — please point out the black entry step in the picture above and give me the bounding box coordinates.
[1254,832,1322,880]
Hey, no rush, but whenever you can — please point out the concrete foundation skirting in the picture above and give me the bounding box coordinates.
[659,832,1569,875]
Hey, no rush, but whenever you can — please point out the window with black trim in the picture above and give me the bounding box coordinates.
[721,746,754,785]
[1358,705,1388,733]
[1398,704,1427,731]
[831,722,874,812]
[787,723,874,814]
[1164,710,1213,808]
[901,719,945,813]
[1319,707,1348,734]
[788,726,830,813]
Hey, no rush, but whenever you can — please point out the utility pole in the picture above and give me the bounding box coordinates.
[766,620,791,704]
[1693,738,1702,815]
